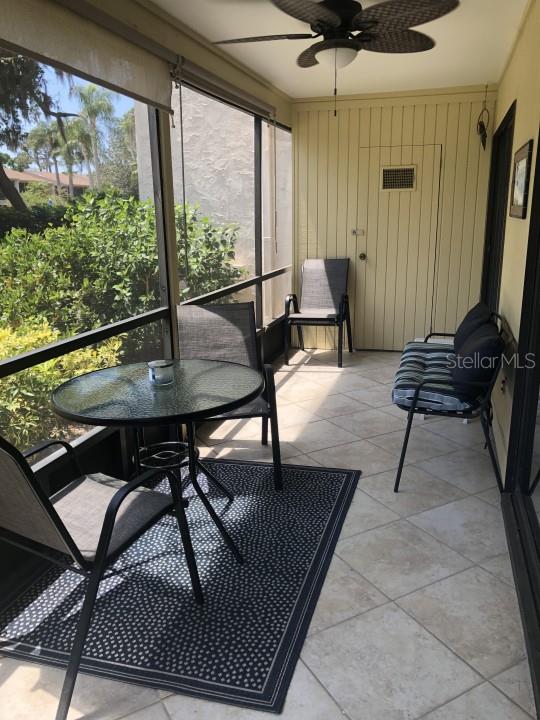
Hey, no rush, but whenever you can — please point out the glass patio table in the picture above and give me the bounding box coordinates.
[52,359,264,565]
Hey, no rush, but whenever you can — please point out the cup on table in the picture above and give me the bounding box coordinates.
[148,360,174,386]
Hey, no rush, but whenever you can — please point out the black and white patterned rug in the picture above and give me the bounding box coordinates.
[0,460,359,713]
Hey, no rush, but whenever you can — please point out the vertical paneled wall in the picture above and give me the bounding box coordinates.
[293,88,495,350]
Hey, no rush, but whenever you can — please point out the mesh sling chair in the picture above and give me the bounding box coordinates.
[0,435,204,720]
[284,258,353,368]
[177,302,283,492]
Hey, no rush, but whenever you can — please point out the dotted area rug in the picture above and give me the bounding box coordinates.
[0,460,359,713]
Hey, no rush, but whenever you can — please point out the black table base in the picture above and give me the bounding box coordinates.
[135,424,243,587]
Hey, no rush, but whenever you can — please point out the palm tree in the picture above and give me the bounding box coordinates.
[26,121,53,172]
[71,83,114,188]
[68,117,94,188]
[56,118,86,196]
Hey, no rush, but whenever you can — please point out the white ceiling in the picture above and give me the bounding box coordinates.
[152,0,528,98]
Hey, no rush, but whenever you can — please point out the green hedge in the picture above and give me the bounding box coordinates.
[0,189,246,449]
[0,190,245,334]
[0,204,67,239]
[0,321,122,448]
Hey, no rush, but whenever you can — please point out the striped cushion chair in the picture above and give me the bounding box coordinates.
[391,313,505,495]
[392,343,482,414]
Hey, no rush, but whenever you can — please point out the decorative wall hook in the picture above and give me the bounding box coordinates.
[477,85,490,150]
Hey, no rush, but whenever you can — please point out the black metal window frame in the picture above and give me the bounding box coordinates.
[0,100,292,385]
[499,122,540,718]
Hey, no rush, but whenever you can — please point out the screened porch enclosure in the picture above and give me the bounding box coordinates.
[1,1,539,719]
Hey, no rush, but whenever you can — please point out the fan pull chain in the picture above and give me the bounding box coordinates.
[334,49,338,117]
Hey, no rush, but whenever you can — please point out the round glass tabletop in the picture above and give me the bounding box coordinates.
[52,359,264,426]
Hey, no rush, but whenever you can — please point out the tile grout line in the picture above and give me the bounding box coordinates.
[112,697,169,720]
[400,513,505,567]
[413,679,504,720]
[298,658,355,720]
[485,676,536,719]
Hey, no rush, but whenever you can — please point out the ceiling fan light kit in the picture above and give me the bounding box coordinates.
[215,0,460,101]
[316,46,358,69]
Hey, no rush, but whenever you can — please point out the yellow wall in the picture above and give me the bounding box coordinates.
[293,88,495,349]
[491,0,540,473]
[83,0,293,126]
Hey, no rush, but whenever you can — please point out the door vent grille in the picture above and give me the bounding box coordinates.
[381,166,416,191]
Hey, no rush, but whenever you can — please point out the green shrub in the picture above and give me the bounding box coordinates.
[20,181,68,207]
[174,205,245,300]
[0,203,67,239]
[0,189,246,449]
[0,320,122,448]
[0,189,245,334]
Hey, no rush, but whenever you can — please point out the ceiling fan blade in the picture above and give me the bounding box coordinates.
[297,38,362,67]
[352,0,459,30]
[272,0,341,28]
[297,43,322,68]
[359,29,435,53]
[216,33,315,44]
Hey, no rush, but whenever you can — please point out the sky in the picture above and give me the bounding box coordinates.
[0,62,133,161]
[43,67,133,117]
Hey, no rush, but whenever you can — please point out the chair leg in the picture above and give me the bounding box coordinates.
[284,320,290,365]
[269,408,283,493]
[394,408,415,493]
[346,308,353,353]
[262,416,269,446]
[166,470,204,604]
[480,409,503,493]
[55,562,106,720]
[338,320,344,368]
[264,366,283,492]
[297,325,305,351]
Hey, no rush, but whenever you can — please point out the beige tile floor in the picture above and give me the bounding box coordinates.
[1,350,535,719]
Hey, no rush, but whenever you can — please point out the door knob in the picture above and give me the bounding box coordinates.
[359,253,367,261]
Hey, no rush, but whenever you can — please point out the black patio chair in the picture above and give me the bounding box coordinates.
[284,258,353,368]
[392,315,506,494]
[177,302,283,491]
[0,435,203,720]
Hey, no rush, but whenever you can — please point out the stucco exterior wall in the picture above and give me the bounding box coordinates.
[136,89,256,273]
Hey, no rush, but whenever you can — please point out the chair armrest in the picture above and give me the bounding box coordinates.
[423,331,455,342]
[93,468,165,565]
[23,439,83,476]
[285,293,299,317]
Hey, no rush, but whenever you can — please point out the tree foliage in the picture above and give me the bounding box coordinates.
[0,54,51,150]
[101,110,139,197]
[0,203,67,237]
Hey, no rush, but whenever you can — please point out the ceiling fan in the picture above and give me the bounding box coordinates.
[215,0,460,69]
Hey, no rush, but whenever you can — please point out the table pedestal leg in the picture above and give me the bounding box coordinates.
[196,458,233,502]
[165,469,203,604]
[187,423,243,564]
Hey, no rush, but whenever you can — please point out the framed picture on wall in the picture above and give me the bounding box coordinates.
[510,140,534,219]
